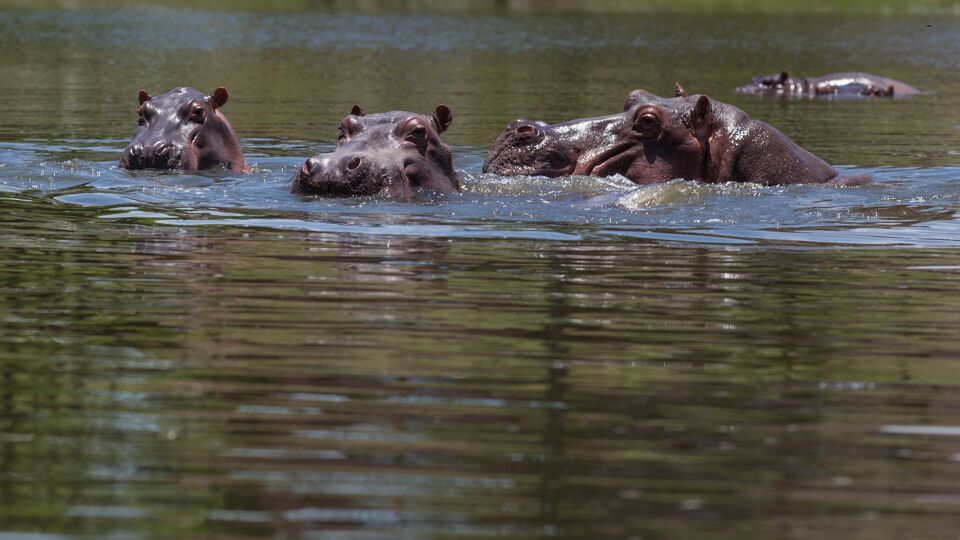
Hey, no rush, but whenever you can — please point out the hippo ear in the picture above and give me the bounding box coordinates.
[138,90,152,105]
[432,105,453,134]
[675,83,688,98]
[778,71,790,84]
[350,105,365,116]
[691,95,712,137]
[208,87,229,109]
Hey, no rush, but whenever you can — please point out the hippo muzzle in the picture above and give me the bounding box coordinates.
[482,119,583,177]
[483,115,633,178]
[120,140,189,170]
[293,151,398,197]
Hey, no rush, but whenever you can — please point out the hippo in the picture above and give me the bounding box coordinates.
[290,105,458,198]
[735,71,920,97]
[484,85,862,186]
[120,86,247,172]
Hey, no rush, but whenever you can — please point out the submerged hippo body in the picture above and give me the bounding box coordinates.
[736,71,920,97]
[291,105,458,198]
[485,85,855,186]
[120,87,247,172]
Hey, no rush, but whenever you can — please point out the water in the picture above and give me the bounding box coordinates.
[2,4,960,539]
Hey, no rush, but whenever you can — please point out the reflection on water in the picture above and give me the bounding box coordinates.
[3,217,960,538]
[2,3,960,539]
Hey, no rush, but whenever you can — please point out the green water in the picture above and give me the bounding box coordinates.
[1,3,960,539]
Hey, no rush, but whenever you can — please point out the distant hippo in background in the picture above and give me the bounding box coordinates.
[120,87,247,172]
[291,105,458,198]
[735,71,920,97]
[485,85,864,186]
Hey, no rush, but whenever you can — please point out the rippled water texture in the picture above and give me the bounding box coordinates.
[2,4,960,539]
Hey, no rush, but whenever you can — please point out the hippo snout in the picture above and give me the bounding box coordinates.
[301,154,364,176]
[292,152,386,197]
[121,141,184,170]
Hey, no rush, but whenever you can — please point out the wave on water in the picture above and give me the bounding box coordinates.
[2,139,960,246]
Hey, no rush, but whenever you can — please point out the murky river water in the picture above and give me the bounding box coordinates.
[1,4,960,539]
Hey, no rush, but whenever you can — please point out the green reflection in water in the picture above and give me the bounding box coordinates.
[2,198,960,538]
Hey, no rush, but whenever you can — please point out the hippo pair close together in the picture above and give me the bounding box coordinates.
[121,86,456,197]
[123,73,913,196]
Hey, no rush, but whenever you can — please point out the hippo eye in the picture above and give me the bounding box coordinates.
[337,126,346,141]
[189,105,205,124]
[137,110,146,126]
[408,126,427,139]
[633,112,660,134]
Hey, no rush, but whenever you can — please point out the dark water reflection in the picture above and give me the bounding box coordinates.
[3,214,960,538]
[2,4,960,539]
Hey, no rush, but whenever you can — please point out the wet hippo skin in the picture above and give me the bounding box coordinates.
[485,85,864,186]
[120,86,247,172]
[735,71,920,97]
[291,105,458,199]
[483,85,704,180]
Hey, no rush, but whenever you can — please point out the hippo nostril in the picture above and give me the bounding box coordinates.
[347,156,362,171]
[302,157,322,176]
[516,124,536,135]
[130,143,144,157]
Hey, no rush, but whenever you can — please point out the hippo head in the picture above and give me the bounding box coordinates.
[735,71,804,94]
[571,88,708,183]
[484,85,707,184]
[120,86,247,172]
[291,105,458,198]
